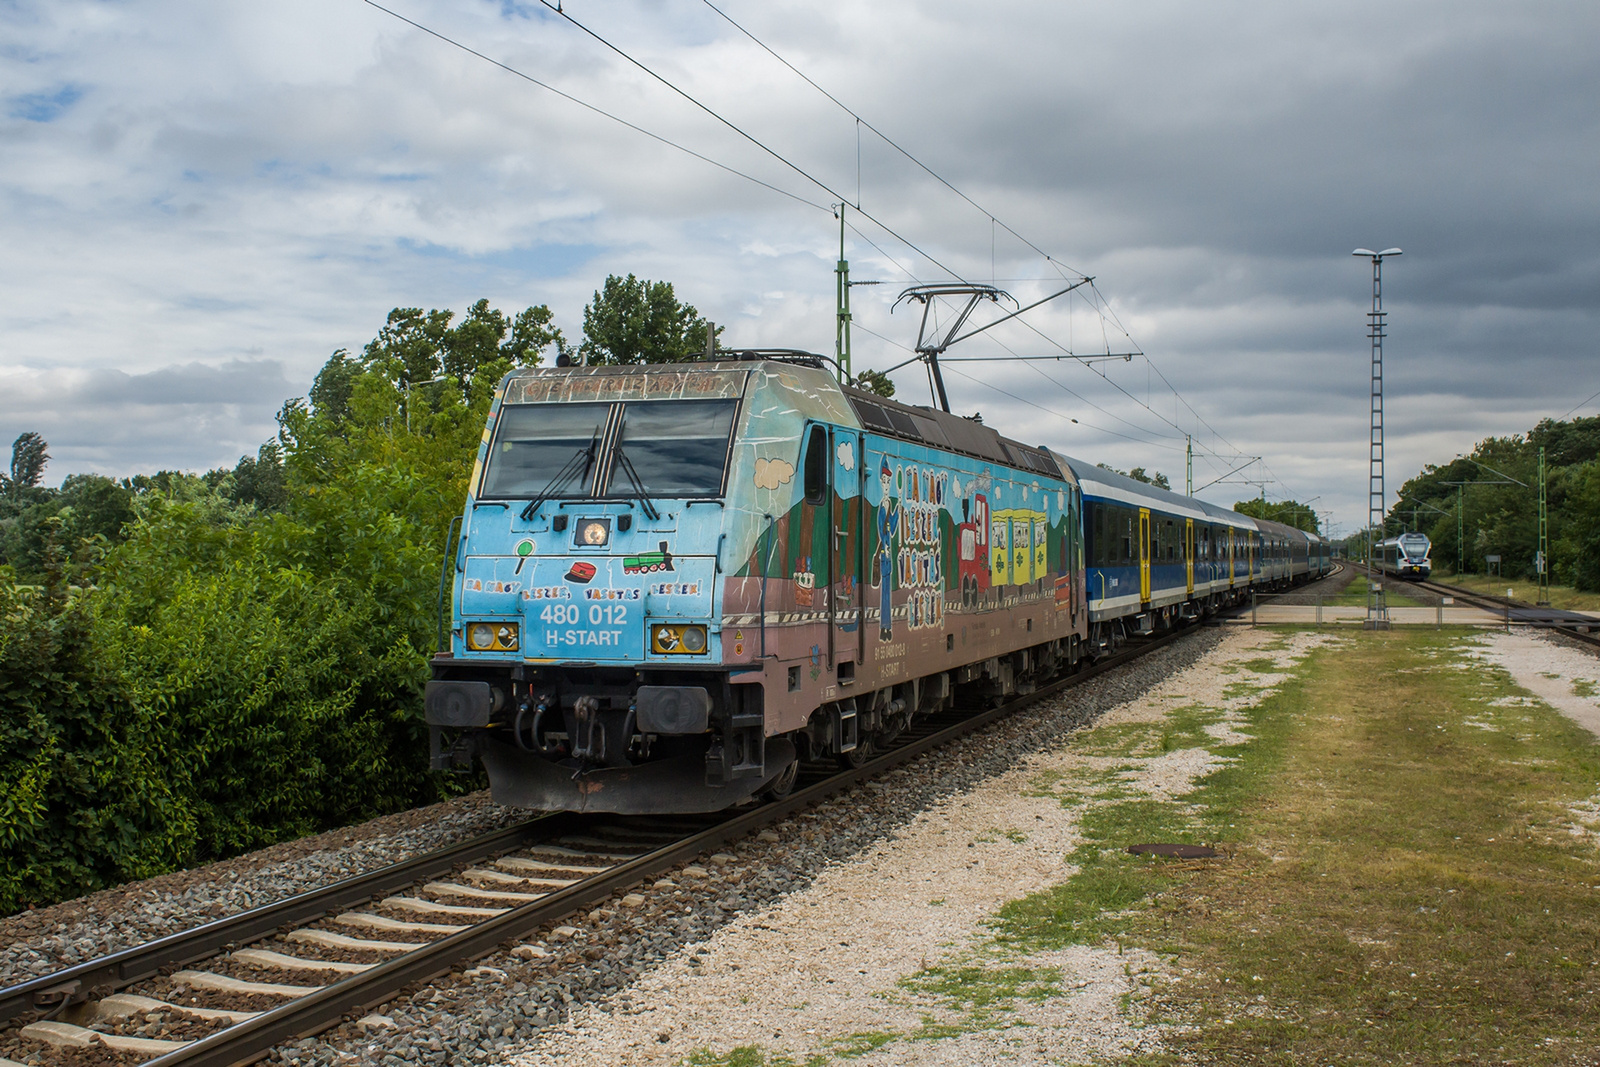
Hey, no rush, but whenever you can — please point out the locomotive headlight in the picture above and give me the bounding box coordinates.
[466,621,519,652]
[651,623,709,655]
[575,518,610,547]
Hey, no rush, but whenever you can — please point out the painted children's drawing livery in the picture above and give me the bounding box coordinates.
[424,353,1330,815]
[874,457,899,639]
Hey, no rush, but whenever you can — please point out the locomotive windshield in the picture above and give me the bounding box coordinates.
[479,398,738,501]
[480,402,608,499]
[607,399,736,498]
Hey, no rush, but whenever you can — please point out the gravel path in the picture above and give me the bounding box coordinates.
[249,629,1229,1067]
[0,792,523,987]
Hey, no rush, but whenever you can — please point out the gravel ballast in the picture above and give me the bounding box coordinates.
[505,627,1338,1066]
[0,793,523,987]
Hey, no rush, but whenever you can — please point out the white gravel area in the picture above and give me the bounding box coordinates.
[508,627,1337,1067]
[1467,630,1600,739]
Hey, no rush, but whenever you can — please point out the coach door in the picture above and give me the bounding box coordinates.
[1138,508,1151,603]
[1185,518,1195,595]
[1227,527,1236,587]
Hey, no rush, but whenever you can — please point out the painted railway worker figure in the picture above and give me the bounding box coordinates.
[877,456,900,640]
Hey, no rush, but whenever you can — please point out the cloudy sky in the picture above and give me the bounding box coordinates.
[4,0,1597,534]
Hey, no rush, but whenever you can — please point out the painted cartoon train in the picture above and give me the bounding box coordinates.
[425,352,1330,812]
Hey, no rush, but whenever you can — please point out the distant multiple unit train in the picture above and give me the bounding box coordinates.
[425,353,1331,814]
[1375,532,1432,579]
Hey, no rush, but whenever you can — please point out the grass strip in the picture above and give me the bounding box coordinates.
[1443,573,1600,614]
[1323,582,1426,607]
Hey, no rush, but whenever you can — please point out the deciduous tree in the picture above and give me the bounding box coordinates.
[579,274,716,365]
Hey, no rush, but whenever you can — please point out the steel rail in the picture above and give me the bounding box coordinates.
[1415,578,1600,648]
[135,626,1195,1067]
[0,816,567,1026]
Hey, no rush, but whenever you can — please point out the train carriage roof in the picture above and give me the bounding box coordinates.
[1057,455,1248,527]
[494,356,1083,488]
[1255,516,1324,545]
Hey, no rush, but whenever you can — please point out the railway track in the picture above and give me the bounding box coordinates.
[1412,577,1600,647]
[0,622,1208,1067]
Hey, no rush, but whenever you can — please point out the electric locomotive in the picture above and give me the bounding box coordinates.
[425,353,1093,813]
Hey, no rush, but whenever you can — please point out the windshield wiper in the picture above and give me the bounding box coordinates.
[520,430,599,520]
[611,446,660,521]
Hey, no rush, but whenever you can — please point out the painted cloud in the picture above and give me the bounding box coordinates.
[753,456,795,490]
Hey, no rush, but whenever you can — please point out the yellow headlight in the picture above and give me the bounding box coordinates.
[651,623,709,655]
[466,621,519,652]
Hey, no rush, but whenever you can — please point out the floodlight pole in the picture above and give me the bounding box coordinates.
[1354,247,1401,629]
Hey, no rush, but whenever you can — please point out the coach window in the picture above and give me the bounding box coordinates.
[802,424,827,504]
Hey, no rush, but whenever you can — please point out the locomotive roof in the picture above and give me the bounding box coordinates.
[839,385,1074,485]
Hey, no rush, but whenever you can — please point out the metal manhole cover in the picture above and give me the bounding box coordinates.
[1127,843,1218,858]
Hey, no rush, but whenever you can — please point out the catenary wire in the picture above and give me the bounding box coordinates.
[942,367,1187,454]
[365,0,1276,497]
[533,0,973,285]
[698,0,1090,281]
[357,0,831,213]
[564,0,1219,472]
[848,321,1190,451]
[1557,386,1600,422]
[845,247,1233,459]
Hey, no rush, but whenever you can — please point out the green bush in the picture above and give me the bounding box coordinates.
[0,576,191,911]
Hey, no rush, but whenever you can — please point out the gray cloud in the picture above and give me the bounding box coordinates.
[0,359,297,480]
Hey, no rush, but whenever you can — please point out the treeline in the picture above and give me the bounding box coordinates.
[1389,416,1600,586]
[1230,498,1321,535]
